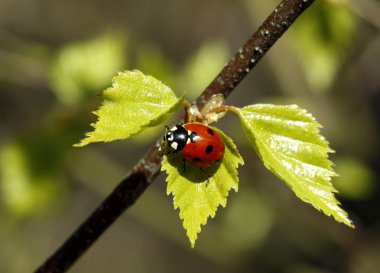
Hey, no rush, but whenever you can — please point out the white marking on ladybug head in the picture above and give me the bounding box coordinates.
[167,134,174,141]
[170,126,177,132]
[170,142,178,150]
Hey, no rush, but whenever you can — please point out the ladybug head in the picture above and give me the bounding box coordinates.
[163,125,188,153]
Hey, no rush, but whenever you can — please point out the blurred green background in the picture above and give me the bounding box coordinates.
[1,0,380,272]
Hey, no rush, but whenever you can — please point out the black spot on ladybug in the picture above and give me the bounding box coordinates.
[207,128,215,135]
[205,145,214,154]
[192,157,201,162]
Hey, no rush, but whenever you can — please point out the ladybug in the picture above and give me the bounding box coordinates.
[164,123,225,168]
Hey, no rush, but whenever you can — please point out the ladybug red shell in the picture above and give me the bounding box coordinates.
[164,123,225,168]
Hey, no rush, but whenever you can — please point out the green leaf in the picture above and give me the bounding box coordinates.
[236,104,354,228]
[162,128,244,247]
[75,70,184,147]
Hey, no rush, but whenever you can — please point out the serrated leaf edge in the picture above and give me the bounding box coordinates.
[74,86,184,147]
[235,105,354,228]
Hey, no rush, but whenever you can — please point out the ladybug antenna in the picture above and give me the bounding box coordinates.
[163,126,170,141]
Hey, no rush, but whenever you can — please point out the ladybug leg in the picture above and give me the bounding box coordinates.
[163,126,169,142]
[199,168,211,186]
[182,158,186,172]
[195,167,208,185]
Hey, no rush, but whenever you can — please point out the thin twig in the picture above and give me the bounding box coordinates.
[34,1,315,272]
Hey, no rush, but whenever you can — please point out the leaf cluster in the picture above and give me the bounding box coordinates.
[76,70,354,246]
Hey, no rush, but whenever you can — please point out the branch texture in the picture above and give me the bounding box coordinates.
[34,1,315,272]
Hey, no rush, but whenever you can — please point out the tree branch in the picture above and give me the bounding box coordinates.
[34,1,315,272]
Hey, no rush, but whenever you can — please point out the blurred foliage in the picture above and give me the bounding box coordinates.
[50,32,127,105]
[222,189,275,252]
[334,156,376,200]
[293,0,358,92]
[180,40,230,100]
[0,141,60,216]
[136,44,177,86]
[0,0,380,272]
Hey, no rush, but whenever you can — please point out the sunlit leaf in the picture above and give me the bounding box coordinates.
[162,128,244,247]
[75,70,184,146]
[236,104,354,227]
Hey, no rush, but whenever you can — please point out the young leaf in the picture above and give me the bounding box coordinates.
[236,104,354,228]
[162,128,244,247]
[75,70,184,147]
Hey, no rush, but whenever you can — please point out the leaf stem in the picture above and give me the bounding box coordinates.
[34,1,316,272]
[206,105,239,115]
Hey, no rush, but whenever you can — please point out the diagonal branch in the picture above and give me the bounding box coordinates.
[34,1,315,272]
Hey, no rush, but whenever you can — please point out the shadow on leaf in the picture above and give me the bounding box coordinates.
[165,152,220,184]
